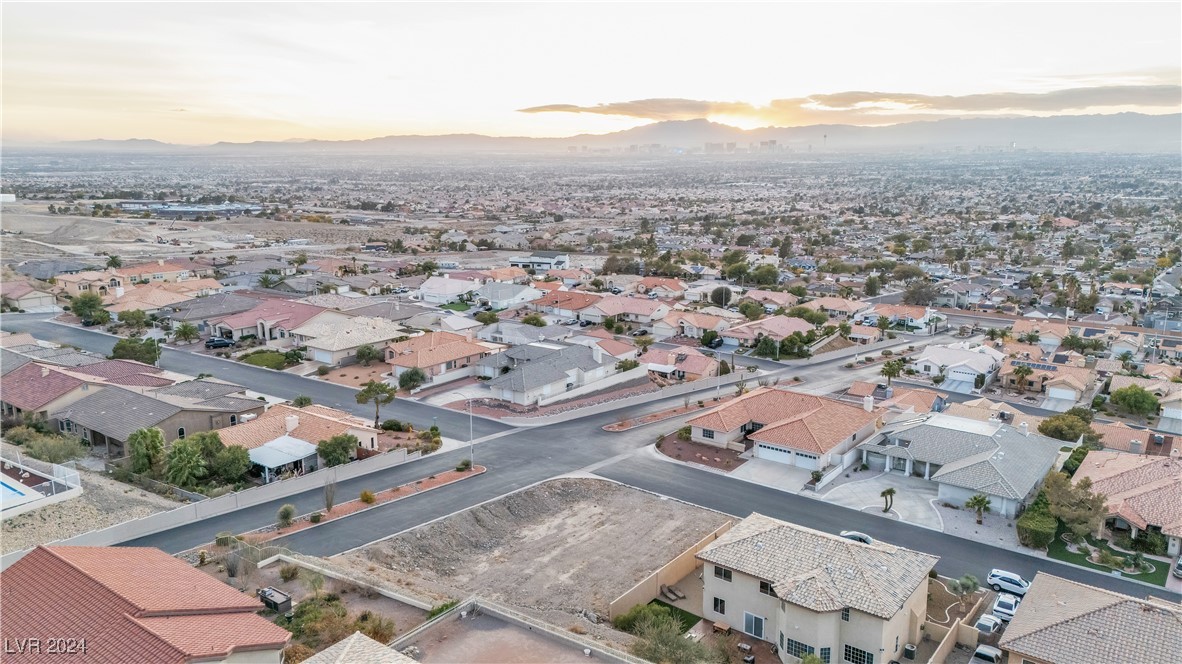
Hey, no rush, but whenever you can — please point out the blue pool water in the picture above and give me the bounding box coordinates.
[1,480,26,498]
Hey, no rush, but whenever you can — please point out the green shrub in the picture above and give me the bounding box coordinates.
[426,599,459,619]
[26,435,86,463]
[309,512,323,524]
[677,426,691,441]
[277,503,296,528]
[280,563,301,582]
[380,419,403,432]
[1062,447,1089,476]
[612,602,672,633]
[316,366,330,376]
[359,489,376,504]
[3,426,40,446]
[1096,548,1124,568]
[1016,492,1057,549]
[456,458,472,472]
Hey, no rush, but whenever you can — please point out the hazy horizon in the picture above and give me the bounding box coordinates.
[3,2,1180,144]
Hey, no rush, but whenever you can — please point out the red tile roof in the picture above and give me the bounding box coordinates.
[0,363,84,411]
[0,546,290,664]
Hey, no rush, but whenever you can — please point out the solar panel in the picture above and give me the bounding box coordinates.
[1013,360,1057,372]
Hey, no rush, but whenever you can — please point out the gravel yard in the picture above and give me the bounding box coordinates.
[1,458,182,554]
[339,478,730,646]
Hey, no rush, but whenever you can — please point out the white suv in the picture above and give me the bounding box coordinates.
[986,569,1030,596]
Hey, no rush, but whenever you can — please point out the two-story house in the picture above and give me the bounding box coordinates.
[509,251,570,273]
[697,513,936,664]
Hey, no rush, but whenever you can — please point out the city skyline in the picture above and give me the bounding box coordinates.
[3,2,1180,144]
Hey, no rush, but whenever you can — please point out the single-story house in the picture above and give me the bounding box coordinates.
[217,404,381,482]
[721,315,815,347]
[578,296,670,326]
[1073,450,1182,557]
[646,347,718,381]
[417,276,481,305]
[211,300,342,344]
[385,331,493,385]
[508,251,570,273]
[473,282,544,310]
[480,342,616,406]
[0,281,56,311]
[291,316,405,366]
[908,343,1004,387]
[651,311,731,340]
[799,297,870,320]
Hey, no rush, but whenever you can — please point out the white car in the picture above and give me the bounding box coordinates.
[839,531,874,545]
[986,569,1030,596]
[974,614,1003,635]
[991,593,1021,622]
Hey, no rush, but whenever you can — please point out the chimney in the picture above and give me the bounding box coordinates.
[41,366,50,378]
[158,259,165,266]
[863,395,874,412]
[1019,422,1028,437]
[1171,448,1180,459]
[1129,438,1144,454]
[285,415,298,433]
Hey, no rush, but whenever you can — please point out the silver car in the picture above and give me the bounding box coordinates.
[986,569,1030,596]
[991,593,1020,622]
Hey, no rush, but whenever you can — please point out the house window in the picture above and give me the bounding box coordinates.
[230,415,237,426]
[841,607,850,622]
[59,419,75,434]
[924,365,931,372]
[713,597,726,614]
[779,632,784,650]
[820,647,831,664]
[759,581,775,596]
[743,613,764,639]
[784,637,815,659]
[895,636,899,652]
[844,644,873,664]
[177,427,186,439]
[702,429,715,440]
[713,566,732,582]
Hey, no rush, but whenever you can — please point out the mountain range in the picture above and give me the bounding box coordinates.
[28,113,1182,154]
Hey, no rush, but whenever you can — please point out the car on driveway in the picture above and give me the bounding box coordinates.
[205,337,236,349]
[580,320,593,327]
[974,615,1003,636]
[991,593,1020,622]
[708,336,725,348]
[631,329,649,336]
[1174,556,1182,579]
[839,531,874,545]
[971,645,1003,663]
[986,569,1030,596]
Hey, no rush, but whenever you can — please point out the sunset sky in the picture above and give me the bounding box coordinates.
[3,2,1179,144]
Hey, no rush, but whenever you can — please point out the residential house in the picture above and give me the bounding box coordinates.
[686,387,883,470]
[741,289,799,310]
[0,546,291,664]
[115,259,193,284]
[998,358,1094,409]
[800,297,870,320]
[646,347,718,381]
[480,342,617,406]
[566,329,638,361]
[509,250,570,273]
[907,342,1004,391]
[105,285,194,315]
[941,397,1046,430]
[847,324,884,345]
[210,300,335,343]
[1010,319,1070,352]
[578,296,670,327]
[55,269,126,299]
[860,304,936,330]
[51,386,265,456]
[0,359,178,423]
[651,311,731,340]
[721,315,815,347]
[305,632,417,664]
[416,275,481,305]
[544,268,591,287]
[477,321,572,345]
[857,413,1061,517]
[217,404,381,482]
[0,281,55,311]
[636,276,688,298]
[684,282,741,304]
[529,290,602,319]
[473,282,544,310]
[13,258,100,281]
[161,292,264,332]
[1072,449,1182,557]
[998,573,1182,664]
[385,331,493,385]
[268,274,351,296]
[696,513,936,664]
[481,266,530,284]
[291,316,406,366]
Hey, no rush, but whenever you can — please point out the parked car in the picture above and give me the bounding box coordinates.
[205,337,236,349]
[564,319,579,325]
[986,569,1030,596]
[631,329,649,337]
[839,531,873,545]
[579,320,593,327]
[991,593,1020,622]
[971,645,1004,663]
[709,337,725,349]
[1174,557,1182,579]
[973,615,1003,636]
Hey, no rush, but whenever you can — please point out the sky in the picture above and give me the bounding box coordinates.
[3,2,1180,144]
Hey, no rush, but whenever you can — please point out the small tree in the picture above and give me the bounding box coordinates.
[70,292,106,322]
[880,487,896,513]
[127,427,166,475]
[1109,385,1159,416]
[212,446,250,484]
[880,359,904,386]
[753,335,779,359]
[1044,471,1107,540]
[317,434,358,467]
[256,273,284,289]
[633,335,654,352]
[398,367,428,392]
[292,395,313,408]
[323,478,337,513]
[354,343,381,367]
[520,313,546,327]
[474,311,499,324]
[164,439,207,489]
[947,574,980,609]
[700,330,718,347]
[628,610,708,663]
[110,337,161,364]
[301,569,325,599]
[173,322,199,344]
[356,380,396,428]
[117,309,149,330]
[277,503,296,528]
[965,494,992,524]
[718,359,730,375]
[709,286,733,307]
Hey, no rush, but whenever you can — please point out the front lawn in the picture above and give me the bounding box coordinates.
[241,350,287,370]
[649,599,699,632]
[439,302,471,312]
[1046,524,1169,587]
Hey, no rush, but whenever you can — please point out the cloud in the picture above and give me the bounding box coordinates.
[519,85,1182,126]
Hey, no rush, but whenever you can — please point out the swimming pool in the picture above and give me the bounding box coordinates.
[1,480,26,499]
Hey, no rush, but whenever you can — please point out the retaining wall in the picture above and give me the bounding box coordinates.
[607,520,734,620]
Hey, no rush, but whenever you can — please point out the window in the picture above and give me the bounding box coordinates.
[779,632,784,650]
[177,427,186,439]
[702,429,715,440]
[59,419,75,434]
[713,566,732,582]
[844,644,873,664]
[713,597,725,614]
[820,647,831,664]
[784,637,814,659]
[230,415,238,426]
[841,607,850,622]
[743,613,764,639]
[895,636,899,652]
[759,581,776,596]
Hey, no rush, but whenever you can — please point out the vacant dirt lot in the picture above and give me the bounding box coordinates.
[339,478,729,643]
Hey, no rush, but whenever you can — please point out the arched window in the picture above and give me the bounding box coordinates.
[177,427,186,439]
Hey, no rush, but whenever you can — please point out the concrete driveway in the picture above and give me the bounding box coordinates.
[728,458,813,494]
[1040,397,1077,412]
[817,473,943,530]
[939,379,974,395]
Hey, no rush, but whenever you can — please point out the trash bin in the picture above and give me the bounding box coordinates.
[904,643,917,660]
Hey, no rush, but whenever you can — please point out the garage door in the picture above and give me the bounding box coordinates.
[793,452,819,470]
[313,349,334,364]
[1047,386,1077,401]
[755,443,794,465]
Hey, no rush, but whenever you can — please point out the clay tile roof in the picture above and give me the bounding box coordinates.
[688,387,880,454]
[0,546,290,664]
[218,404,376,451]
[846,381,879,397]
[0,362,84,411]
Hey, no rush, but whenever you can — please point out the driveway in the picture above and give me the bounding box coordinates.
[939,379,974,395]
[815,473,943,530]
[728,458,812,494]
[1040,397,1078,412]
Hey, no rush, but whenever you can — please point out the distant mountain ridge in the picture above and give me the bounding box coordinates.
[31,113,1182,154]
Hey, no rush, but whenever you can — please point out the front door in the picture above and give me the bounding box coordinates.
[743,612,765,640]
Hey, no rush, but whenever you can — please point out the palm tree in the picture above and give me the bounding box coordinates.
[356,380,396,428]
[880,487,896,513]
[106,255,123,268]
[164,439,207,489]
[965,494,992,524]
[880,359,904,386]
[1012,364,1034,392]
[173,322,199,344]
[256,273,284,289]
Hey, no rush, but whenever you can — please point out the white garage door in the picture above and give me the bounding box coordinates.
[755,443,794,465]
[793,452,819,470]
[1047,386,1077,401]
[313,349,334,364]
[949,369,978,382]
